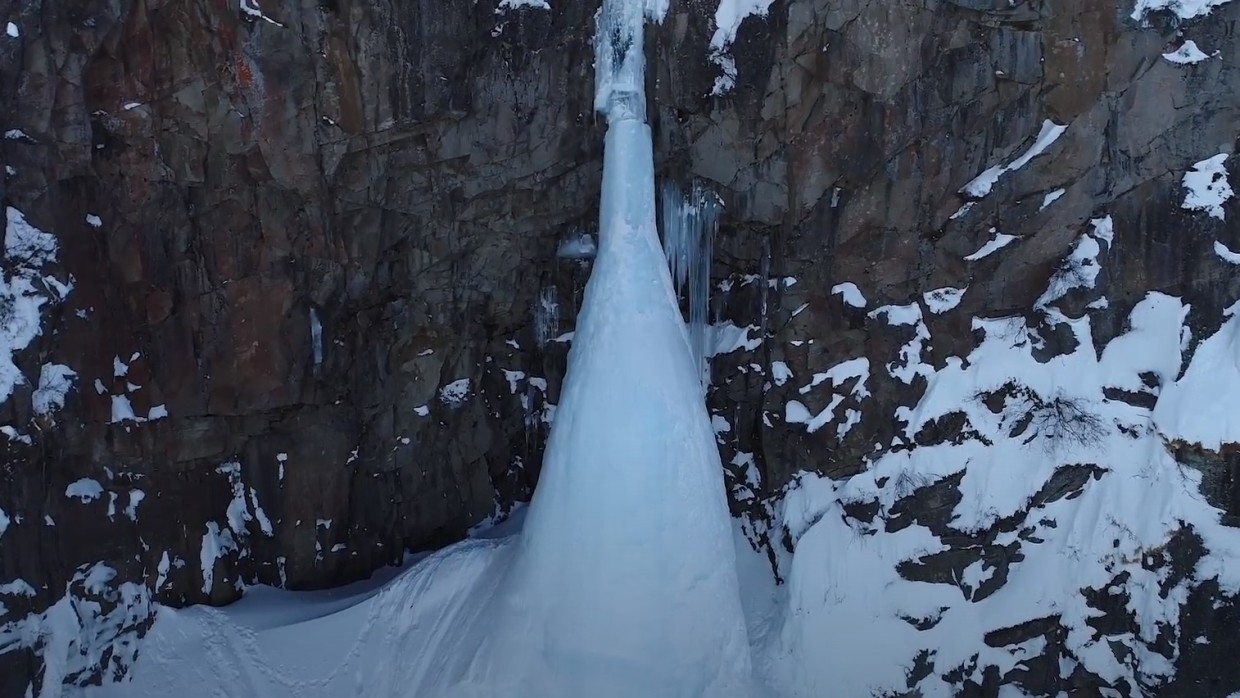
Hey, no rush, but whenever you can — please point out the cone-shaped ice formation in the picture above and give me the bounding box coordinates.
[447,2,755,695]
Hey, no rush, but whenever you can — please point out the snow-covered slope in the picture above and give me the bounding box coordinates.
[79,520,774,698]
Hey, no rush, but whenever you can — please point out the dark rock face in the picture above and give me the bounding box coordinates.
[2,0,1239,694]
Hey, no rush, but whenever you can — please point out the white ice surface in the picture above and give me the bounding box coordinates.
[453,112,757,698]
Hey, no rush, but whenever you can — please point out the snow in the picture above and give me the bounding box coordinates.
[765,278,1240,696]
[239,0,284,26]
[1181,153,1232,220]
[110,395,138,423]
[869,304,932,383]
[147,404,168,420]
[0,579,35,596]
[85,214,103,228]
[786,358,870,436]
[1040,188,1065,210]
[965,230,1018,261]
[830,282,866,308]
[1,425,30,444]
[65,478,104,503]
[1215,241,1240,263]
[1154,300,1240,450]
[707,0,774,94]
[1162,40,1214,63]
[1035,217,1111,311]
[923,286,966,314]
[0,209,64,403]
[125,490,145,521]
[5,22,17,37]
[438,378,471,406]
[961,120,1068,198]
[0,508,8,540]
[1132,0,1234,20]
[155,553,171,592]
[3,129,30,140]
[1098,292,1188,394]
[771,361,792,386]
[32,363,75,415]
[503,369,526,393]
[709,321,762,356]
[200,523,238,594]
[497,0,550,9]
[6,207,56,266]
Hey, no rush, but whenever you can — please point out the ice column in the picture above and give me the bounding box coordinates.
[593,0,647,123]
[453,2,756,695]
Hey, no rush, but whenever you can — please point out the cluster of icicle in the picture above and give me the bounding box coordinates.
[660,180,721,389]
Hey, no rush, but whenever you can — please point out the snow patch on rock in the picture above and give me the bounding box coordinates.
[965,229,1018,261]
[708,0,774,95]
[961,120,1067,199]
[830,282,866,308]
[1133,0,1235,20]
[1182,153,1232,220]
[65,479,104,503]
[1163,39,1215,63]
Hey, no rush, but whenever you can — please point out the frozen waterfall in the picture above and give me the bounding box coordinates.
[457,1,756,694]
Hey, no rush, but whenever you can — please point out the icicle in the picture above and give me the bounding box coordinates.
[534,286,559,348]
[660,180,721,388]
[309,307,323,370]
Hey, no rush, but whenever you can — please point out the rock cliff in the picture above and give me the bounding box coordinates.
[2,0,1239,695]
